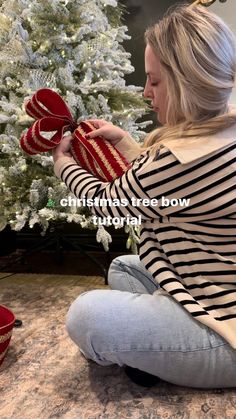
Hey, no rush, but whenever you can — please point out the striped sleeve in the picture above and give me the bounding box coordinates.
[54,141,236,222]
[115,133,142,163]
[54,151,161,221]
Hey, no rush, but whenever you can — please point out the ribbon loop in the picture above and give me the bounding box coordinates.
[21,88,76,155]
[25,88,74,121]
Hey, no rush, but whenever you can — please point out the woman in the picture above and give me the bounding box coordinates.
[53,3,236,388]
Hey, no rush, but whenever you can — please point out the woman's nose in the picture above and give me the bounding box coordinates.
[143,81,153,99]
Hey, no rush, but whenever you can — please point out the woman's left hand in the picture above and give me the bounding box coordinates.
[52,134,73,163]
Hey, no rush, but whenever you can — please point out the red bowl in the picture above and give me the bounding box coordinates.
[0,305,15,366]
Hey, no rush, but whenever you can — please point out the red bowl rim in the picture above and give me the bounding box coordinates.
[0,304,16,331]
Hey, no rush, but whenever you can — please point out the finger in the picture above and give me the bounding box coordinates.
[64,139,73,147]
[62,134,73,141]
[86,119,104,128]
[60,136,73,151]
[86,128,104,139]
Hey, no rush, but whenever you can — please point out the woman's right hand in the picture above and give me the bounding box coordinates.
[85,119,128,146]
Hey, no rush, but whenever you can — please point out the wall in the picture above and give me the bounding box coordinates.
[122,0,236,126]
[210,0,236,103]
[122,0,184,129]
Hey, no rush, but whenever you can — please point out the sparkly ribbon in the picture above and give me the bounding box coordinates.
[0,330,12,344]
[20,88,131,181]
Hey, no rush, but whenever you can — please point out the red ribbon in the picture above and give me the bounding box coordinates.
[20,88,131,181]
[20,88,78,155]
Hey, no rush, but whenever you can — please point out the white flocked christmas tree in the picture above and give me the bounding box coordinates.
[0,0,152,252]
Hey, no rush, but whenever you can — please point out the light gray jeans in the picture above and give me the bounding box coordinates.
[66,255,236,388]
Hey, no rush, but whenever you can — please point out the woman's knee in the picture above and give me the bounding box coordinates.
[66,289,113,353]
[66,291,87,345]
[107,256,123,288]
[107,254,139,289]
[107,255,156,294]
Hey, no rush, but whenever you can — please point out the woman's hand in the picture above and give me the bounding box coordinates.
[52,134,73,163]
[52,119,128,163]
[86,119,128,146]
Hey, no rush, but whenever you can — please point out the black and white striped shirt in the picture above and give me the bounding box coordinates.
[54,127,236,349]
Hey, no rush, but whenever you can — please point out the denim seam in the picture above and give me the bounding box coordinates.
[126,274,137,294]
[115,260,158,289]
[99,343,228,355]
[115,260,148,294]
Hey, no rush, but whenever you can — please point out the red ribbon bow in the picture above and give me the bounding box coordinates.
[20,88,131,181]
[20,88,78,155]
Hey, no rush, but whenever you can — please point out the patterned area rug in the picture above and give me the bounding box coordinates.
[0,273,235,419]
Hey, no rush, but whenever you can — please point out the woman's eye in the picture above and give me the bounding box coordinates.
[151,82,158,86]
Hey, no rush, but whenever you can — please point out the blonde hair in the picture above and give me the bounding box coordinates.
[142,3,236,154]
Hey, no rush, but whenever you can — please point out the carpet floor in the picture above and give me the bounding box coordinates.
[0,273,235,419]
